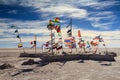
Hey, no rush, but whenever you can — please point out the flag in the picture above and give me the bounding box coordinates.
[56,42,62,50]
[30,41,36,48]
[31,45,36,49]
[55,25,62,37]
[64,38,72,46]
[67,29,72,37]
[93,35,101,40]
[90,41,98,46]
[64,37,76,48]
[103,44,105,46]
[43,41,51,49]
[86,41,91,48]
[10,25,16,29]
[66,18,72,28]
[49,19,54,26]
[58,38,62,42]
[47,24,54,30]
[78,30,81,37]
[78,40,85,48]
[47,19,55,30]
[17,34,20,38]
[18,43,22,48]
[99,38,104,42]
[57,32,61,37]
[55,25,61,33]
[54,17,60,23]
[14,29,18,33]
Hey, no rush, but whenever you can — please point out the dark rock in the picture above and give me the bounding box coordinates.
[22,59,39,65]
[0,63,14,69]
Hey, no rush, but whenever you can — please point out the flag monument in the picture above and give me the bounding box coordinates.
[14,28,25,53]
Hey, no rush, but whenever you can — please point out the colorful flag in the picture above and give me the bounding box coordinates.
[78,40,85,48]
[86,41,91,48]
[49,19,54,26]
[47,24,54,30]
[67,29,72,37]
[47,19,55,30]
[90,41,98,46]
[55,25,61,33]
[99,38,104,42]
[56,42,62,50]
[31,45,36,49]
[18,43,23,48]
[30,41,36,48]
[64,37,76,48]
[54,17,60,23]
[93,35,101,40]
[78,30,81,37]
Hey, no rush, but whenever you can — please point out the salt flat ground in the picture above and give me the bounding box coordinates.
[0,48,120,80]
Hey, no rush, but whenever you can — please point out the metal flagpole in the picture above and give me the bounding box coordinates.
[17,30,25,53]
[51,29,54,55]
[103,39,108,53]
[71,18,72,53]
[35,35,37,53]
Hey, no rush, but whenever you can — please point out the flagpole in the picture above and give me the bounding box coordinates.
[71,18,72,53]
[51,29,54,55]
[103,40,108,53]
[35,35,37,54]
[17,30,25,53]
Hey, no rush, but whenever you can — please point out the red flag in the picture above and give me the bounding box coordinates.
[30,41,33,45]
[78,30,81,37]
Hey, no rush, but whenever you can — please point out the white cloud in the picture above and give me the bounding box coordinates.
[0,0,120,47]
[8,10,17,14]
[78,0,119,10]
[40,5,87,19]
[0,28,120,48]
[87,11,117,29]
[0,0,119,30]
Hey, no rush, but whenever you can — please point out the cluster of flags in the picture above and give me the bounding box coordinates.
[14,29,23,48]
[64,37,76,48]
[45,17,63,53]
[10,18,108,54]
[91,35,105,46]
[42,38,63,51]
[66,18,72,37]
[30,35,37,49]
[47,17,61,37]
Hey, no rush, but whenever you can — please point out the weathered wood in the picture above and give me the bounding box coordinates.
[40,54,116,62]
[19,52,116,62]
[19,53,46,58]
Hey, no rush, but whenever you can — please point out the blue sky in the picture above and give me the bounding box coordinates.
[0,0,120,48]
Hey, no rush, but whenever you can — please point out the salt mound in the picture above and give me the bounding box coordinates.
[22,59,39,65]
[0,63,14,69]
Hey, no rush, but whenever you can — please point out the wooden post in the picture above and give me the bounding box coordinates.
[71,18,72,53]
[34,35,37,54]
[51,29,54,55]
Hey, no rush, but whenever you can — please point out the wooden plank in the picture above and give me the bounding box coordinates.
[41,54,116,62]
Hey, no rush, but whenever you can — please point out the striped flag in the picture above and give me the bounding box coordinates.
[64,37,76,48]
[18,43,23,48]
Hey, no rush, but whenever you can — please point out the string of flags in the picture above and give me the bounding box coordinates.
[10,18,108,54]
[14,29,23,48]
